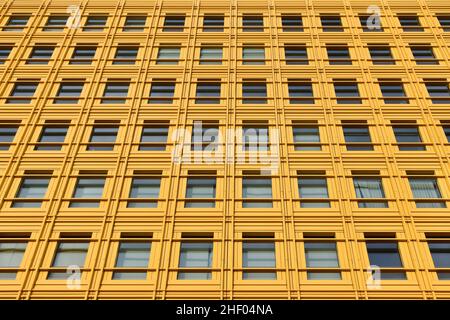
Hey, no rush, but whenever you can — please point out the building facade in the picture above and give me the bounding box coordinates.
[1,0,450,299]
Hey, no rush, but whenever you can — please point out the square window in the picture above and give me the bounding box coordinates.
[321,15,343,32]
[43,15,68,32]
[3,15,30,31]
[196,82,221,104]
[35,126,68,151]
[156,47,180,65]
[139,126,169,151]
[54,82,84,104]
[203,15,224,32]
[199,47,222,65]
[243,15,264,32]
[281,15,303,32]
[113,46,139,65]
[242,82,267,104]
[178,242,213,280]
[163,15,185,32]
[242,47,265,65]
[27,46,55,65]
[123,16,146,32]
[149,82,175,104]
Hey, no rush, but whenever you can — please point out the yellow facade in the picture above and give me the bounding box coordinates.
[1,0,450,299]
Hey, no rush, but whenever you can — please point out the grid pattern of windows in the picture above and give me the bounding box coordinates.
[2,0,450,300]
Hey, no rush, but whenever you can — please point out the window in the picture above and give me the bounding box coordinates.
[242,235,276,280]
[288,80,314,104]
[437,15,450,31]
[353,175,388,208]
[243,125,269,151]
[127,173,161,208]
[139,123,169,151]
[83,15,107,32]
[0,234,29,280]
[284,45,308,65]
[195,81,221,104]
[242,46,265,65]
[281,15,303,32]
[185,174,216,208]
[428,236,450,280]
[425,81,450,104]
[43,15,68,32]
[123,16,146,32]
[368,45,394,65]
[365,236,406,280]
[149,81,175,104]
[393,125,425,151]
[113,46,139,65]
[242,81,267,104]
[70,46,96,65]
[87,124,119,151]
[444,124,450,142]
[6,82,38,104]
[191,121,219,151]
[0,124,18,150]
[359,14,383,32]
[410,45,438,65]
[342,124,373,151]
[113,234,152,280]
[156,46,180,65]
[27,46,55,65]
[203,15,224,32]
[35,123,69,151]
[327,45,351,65]
[321,15,343,32]
[408,175,446,208]
[293,125,321,151]
[379,81,408,104]
[101,82,129,104]
[47,234,91,279]
[178,236,213,280]
[54,82,84,104]
[298,174,330,208]
[242,174,272,208]
[333,81,361,104]
[3,15,30,31]
[0,45,13,64]
[199,47,222,65]
[70,173,106,208]
[163,15,185,32]
[398,15,423,32]
[243,14,264,32]
[12,174,51,208]
[304,237,340,280]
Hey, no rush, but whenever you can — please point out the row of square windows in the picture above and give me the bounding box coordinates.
[2,79,450,105]
[1,43,448,66]
[3,169,448,209]
[1,13,450,33]
[1,232,450,281]
[2,120,450,152]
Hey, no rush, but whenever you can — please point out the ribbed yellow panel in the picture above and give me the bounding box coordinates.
[0,0,450,299]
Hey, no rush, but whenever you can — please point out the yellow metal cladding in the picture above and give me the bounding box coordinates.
[0,0,450,299]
